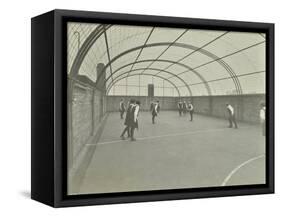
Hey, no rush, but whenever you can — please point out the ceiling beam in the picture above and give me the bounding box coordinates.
[107,73,181,97]
[106,67,193,96]
[140,29,189,75]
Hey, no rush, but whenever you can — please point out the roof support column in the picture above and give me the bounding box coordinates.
[96,63,106,94]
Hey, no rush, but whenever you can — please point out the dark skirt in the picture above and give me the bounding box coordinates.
[125,116,138,127]
[152,110,157,116]
[124,113,137,127]
[132,119,138,129]
[124,115,131,126]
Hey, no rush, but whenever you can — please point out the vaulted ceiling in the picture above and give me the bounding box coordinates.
[67,22,265,97]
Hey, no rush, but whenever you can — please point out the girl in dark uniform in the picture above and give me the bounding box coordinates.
[119,99,126,119]
[178,101,183,116]
[183,101,187,115]
[120,99,135,139]
[188,101,194,121]
[130,101,140,141]
[226,103,238,128]
[151,101,160,124]
[150,101,154,112]
[259,102,266,136]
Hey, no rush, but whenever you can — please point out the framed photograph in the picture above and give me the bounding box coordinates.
[31,9,274,207]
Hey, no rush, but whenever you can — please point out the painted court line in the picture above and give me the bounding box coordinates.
[86,126,249,146]
[221,154,265,186]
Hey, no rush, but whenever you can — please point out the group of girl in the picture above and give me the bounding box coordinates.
[120,99,140,141]
[178,101,194,121]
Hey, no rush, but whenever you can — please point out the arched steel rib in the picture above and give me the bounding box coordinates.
[69,24,112,77]
[102,58,215,95]
[68,25,257,95]
[105,67,193,96]
[98,59,211,96]
[98,42,242,95]
[106,73,181,97]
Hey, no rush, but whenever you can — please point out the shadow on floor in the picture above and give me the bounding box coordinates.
[19,190,31,199]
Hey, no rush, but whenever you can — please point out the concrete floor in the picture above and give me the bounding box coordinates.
[77,111,265,194]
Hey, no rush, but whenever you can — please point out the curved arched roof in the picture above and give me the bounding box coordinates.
[67,22,265,97]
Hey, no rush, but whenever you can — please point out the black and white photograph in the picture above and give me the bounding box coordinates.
[1,0,279,214]
[67,22,267,195]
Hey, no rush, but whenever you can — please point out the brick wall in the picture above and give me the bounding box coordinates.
[106,96,178,112]
[184,94,265,123]
[68,80,106,168]
[106,94,265,123]
[71,84,93,160]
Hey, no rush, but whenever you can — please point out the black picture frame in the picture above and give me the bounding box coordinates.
[31,9,274,207]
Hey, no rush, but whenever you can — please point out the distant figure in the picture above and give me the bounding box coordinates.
[130,101,140,141]
[259,102,266,136]
[187,101,194,121]
[151,100,160,124]
[119,99,126,119]
[183,101,187,115]
[120,99,135,139]
[156,100,160,113]
[226,103,238,129]
[150,101,154,112]
[178,101,183,116]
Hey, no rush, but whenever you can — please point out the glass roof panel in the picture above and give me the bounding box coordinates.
[177,71,202,84]
[110,65,131,79]
[223,43,265,75]
[160,46,193,61]
[192,61,230,81]
[131,61,153,70]
[107,25,152,60]
[137,46,171,61]
[163,80,173,88]
[208,79,237,95]
[180,52,214,68]
[162,87,176,97]
[68,22,266,96]
[111,50,140,73]
[147,27,186,44]
[140,75,154,84]
[178,86,189,97]
[177,29,226,48]
[149,61,174,70]
[238,72,265,94]
[189,83,209,96]
[79,36,107,81]
[205,31,265,57]
[67,22,99,74]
